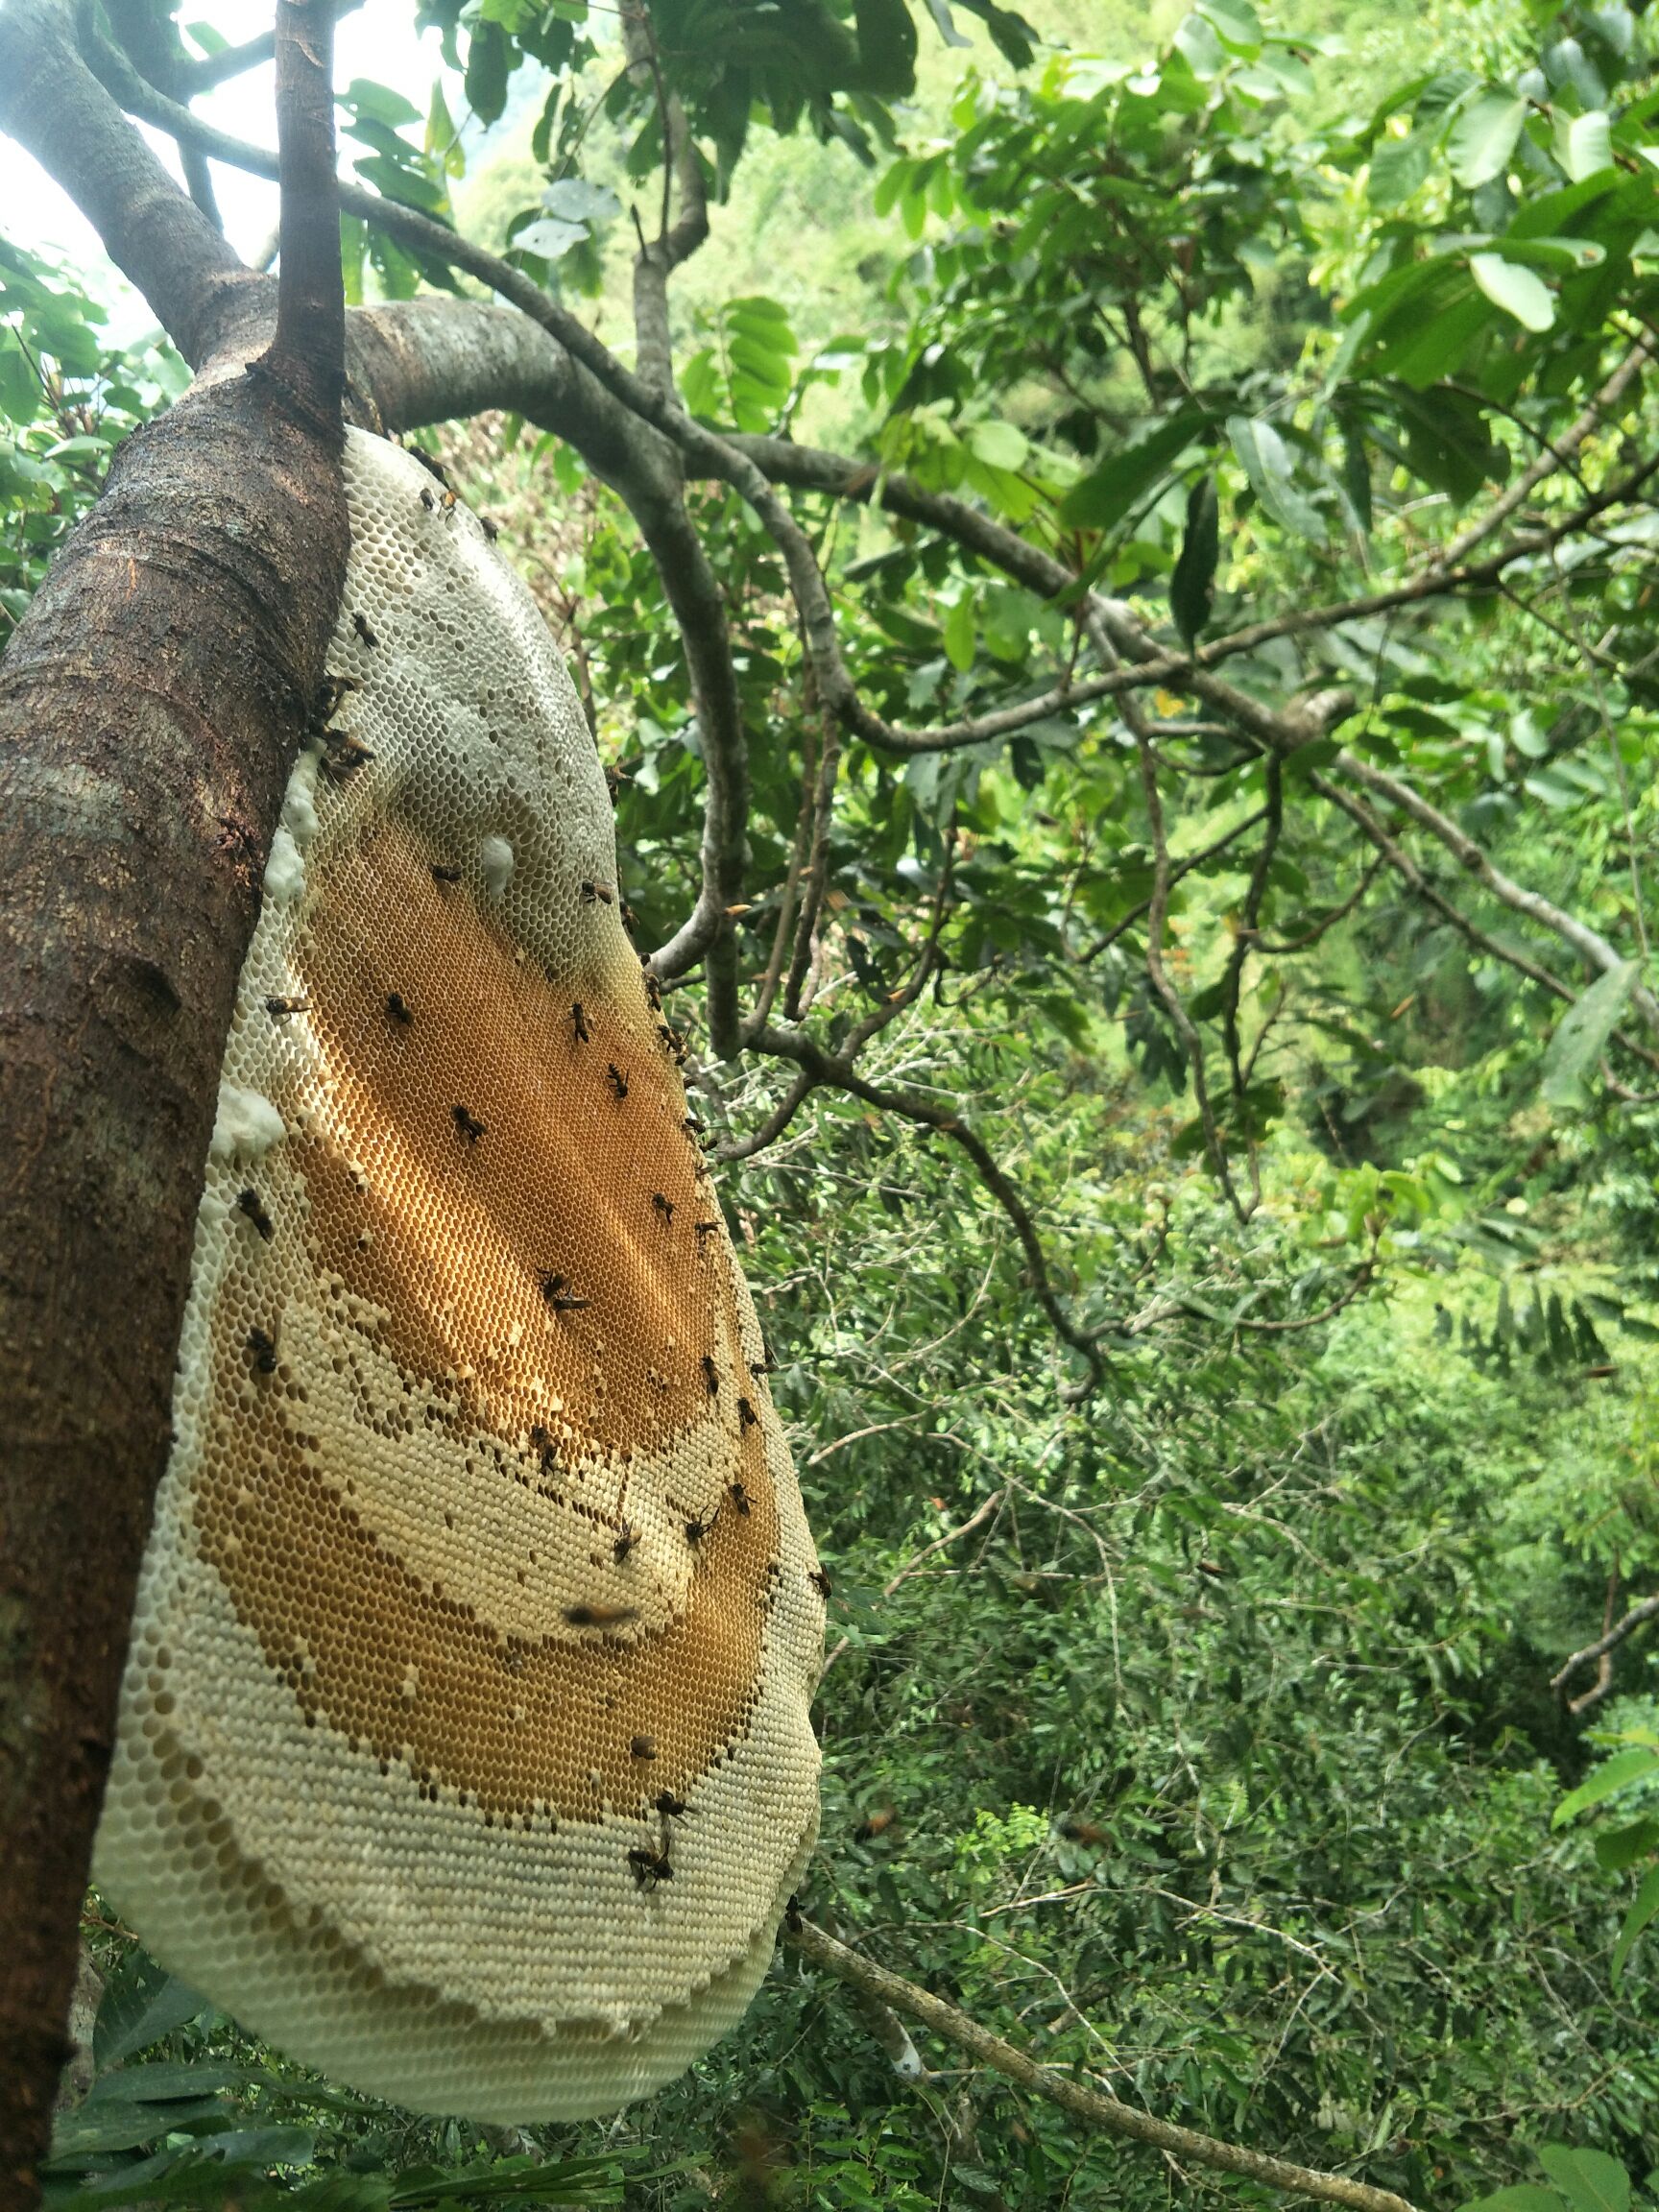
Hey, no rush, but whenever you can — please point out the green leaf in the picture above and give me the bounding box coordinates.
[1553,1741,1659,1825]
[1563,109,1614,182]
[1541,959,1639,1107]
[854,0,919,95]
[1369,131,1435,208]
[1594,1815,1659,1870]
[1470,253,1554,331]
[1226,415,1324,541]
[464,19,511,126]
[47,2096,231,2162]
[543,179,620,225]
[1169,475,1219,646]
[1538,2146,1632,2212]
[1060,409,1212,529]
[341,77,421,129]
[1448,91,1527,188]
[1613,1864,1659,1983]
[1458,2191,1566,2212]
[1198,0,1262,50]
[92,1952,206,2072]
[966,420,1027,471]
[943,593,976,672]
[513,217,588,261]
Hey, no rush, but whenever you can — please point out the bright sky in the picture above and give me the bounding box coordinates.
[2,1,462,342]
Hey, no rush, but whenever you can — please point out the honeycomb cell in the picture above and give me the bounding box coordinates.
[94,428,824,2122]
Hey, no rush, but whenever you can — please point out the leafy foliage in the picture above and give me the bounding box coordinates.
[20,0,1659,2202]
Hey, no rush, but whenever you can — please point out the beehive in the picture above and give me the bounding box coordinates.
[93,429,824,2120]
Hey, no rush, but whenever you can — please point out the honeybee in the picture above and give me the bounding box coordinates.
[385,992,414,1025]
[351,612,379,649]
[607,1063,629,1101]
[628,1841,673,1889]
[451,1104,486,1143]
[247,1327,278,1374]
[564,1602,638,1629]
[613,1522,641,1564]
[264,995,309,1018]
[236,1189,274,1241]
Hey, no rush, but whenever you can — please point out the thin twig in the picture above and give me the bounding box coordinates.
[819,1490,1005,1677]
[782,1916,1420,2212]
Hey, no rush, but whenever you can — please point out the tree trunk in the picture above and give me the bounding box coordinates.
[0,365,347,2205]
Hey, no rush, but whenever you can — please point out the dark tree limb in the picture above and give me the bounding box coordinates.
[179,0,365,92]
[0,0,265,370]
[783,1916,1420,2212]
[0,9,350,2192]
[266,0,344,420]
[1551,1595,1659,1701]
[98,0,222,227]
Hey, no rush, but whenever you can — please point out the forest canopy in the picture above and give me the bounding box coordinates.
[8,0,1659,2207]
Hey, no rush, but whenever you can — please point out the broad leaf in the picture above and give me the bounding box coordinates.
[1553,1741,1659,1825]
[1448,91,1527,188]
[1060,410,1213,529]
[1541,960,1639,1107]
[1538,2146,1633,2212]
[1470,252,1555,331]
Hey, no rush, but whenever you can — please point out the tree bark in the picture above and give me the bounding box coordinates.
[0,3,351,2189]
[0,359,349,2212]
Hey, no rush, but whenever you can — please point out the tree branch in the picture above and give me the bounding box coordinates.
[266,0,344,420]
[100,0,222,227]
[782,1916,1419,2212]
[1551,1595,1659,1698]
[0,0,264,370]
[1331,748,1659,1037]
[744,1022,1105,1397]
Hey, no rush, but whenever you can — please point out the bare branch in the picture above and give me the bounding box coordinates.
[1551,1594,1659,1699]
[820,1491,1005,1678]
[1135,730,1245,1221]
[266,0,344,421]
[782,1915,1420,2212]
[1078,806,1269,963]
[1331,748,1659,1037]
[1439,337,1655,569]
[100,0,222,227]
[744,1021,1105,1394]
[180,0,365,92]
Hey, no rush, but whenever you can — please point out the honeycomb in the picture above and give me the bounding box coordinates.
[93,430,824,2120]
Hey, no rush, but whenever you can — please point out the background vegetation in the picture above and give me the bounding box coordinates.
[12,0,1659,2204]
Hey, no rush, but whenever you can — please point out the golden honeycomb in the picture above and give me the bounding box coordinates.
[92,429,824,2120]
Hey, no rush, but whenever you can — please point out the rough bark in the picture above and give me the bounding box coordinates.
[0,360,349,2212]
[0,1,351,2190]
